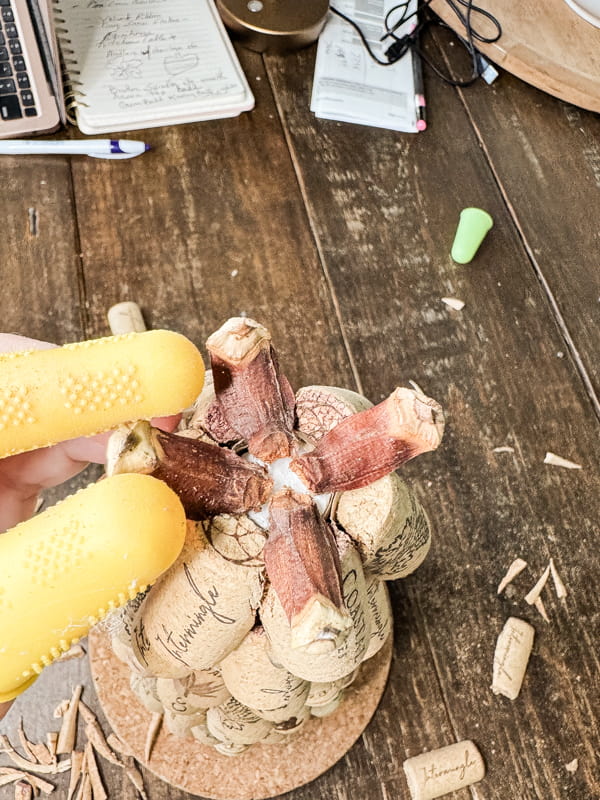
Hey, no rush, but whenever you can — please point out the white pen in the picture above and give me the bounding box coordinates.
[0,139,151,159]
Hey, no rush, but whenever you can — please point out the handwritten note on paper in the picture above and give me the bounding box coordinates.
[57,0,249,129]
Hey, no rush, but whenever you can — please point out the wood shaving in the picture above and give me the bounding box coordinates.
[66,751,83,800]
[144,712,163,763]
[46,733,58,765]
[106,734,134,758]
[543,452,582,469]
[549,558,568,599]
[0,767,55,794]
[534,596,550,623]
[441,296,465,310]
[84,742,107,800]
[497,558,528,594]
[17,720,38,763]
[492,446,515,453]
[408,380,427,397]
[565,758,578,773]
[57,685,83,755]
[57,645,86,662]
[74,772,91,800]
[0,773,25,788]
[77,703,121,767]
[14,780,33,800]
[53,700,70,719]
[0,736,70,774]
[28,742,53,766]
[524,564,551,605]
[125,762,148,800]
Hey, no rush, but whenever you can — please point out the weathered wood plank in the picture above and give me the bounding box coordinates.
[264,38,600,800]
[438,30,600,409]
[1,157,82,343]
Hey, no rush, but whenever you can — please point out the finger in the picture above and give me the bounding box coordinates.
[0,333,55,354]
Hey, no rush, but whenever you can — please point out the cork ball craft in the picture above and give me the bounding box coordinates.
[107,317,445,756]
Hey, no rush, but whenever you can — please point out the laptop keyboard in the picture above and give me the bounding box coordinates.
[0,0,37,121]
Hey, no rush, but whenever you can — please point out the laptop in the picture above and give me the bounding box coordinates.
[0,0,65,137]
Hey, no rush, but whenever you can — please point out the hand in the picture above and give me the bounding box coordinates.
[0,334,179,721]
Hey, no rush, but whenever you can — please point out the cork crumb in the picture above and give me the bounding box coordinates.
[441,297,465,311]
[543,452,582,469]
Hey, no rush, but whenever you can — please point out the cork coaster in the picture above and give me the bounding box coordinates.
[89,628,393,799]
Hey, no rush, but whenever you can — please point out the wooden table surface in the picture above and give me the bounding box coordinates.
[1,26,599,800]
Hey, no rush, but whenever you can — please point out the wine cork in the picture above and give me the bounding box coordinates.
[110,588,149,667]
[155,668,230,714]
[294,385,373,442]
[130,675,164,715]
[492,617,535,700]
[107,301,147,335]
[131,522,264,677]
[219,627,309,722]
[202,514,267,568]
[306,668,357,708]
[363,575,393,661]
[206,697,273,746]
[260,530,371,682]
[262,729,288,744]
[336,472,431,580]
[306,683,342,708]
[403,740,485,800]
[163,709,208,738]
[191,722,220,746]
[271,705,311,736]
[309,693,344,717]
[214,741,249,757]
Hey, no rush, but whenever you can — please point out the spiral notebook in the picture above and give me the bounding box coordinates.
[52,0,254,134]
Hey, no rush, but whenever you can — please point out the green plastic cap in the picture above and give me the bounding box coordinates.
[451,207,494,264]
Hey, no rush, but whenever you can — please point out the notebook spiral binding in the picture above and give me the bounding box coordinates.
[51,0,89,124]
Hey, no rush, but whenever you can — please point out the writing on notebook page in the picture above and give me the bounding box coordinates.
[67,0,242,113]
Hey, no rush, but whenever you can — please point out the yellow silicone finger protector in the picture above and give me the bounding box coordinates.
[0,330,205,458]
[0,473,187,702]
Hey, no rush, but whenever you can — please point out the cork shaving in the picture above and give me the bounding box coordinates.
[492,445,515,453]
[14,781,33,799]
[0,769,54,793]
[549,558,568,599]
[524,565,551,605]
[0,687,148,799]
[534,596,550,623]
[497,558,528,594]
[57,645,86,662]
[408,380,426,397]
[565,758,578,773]
[441,296,465,310]
[144,712,163,762]
[543,452,582,469]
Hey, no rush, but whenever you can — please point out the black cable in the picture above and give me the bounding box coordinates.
[329,6,390,65]
[329,1,502,88]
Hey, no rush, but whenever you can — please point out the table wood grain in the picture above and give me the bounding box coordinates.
[0,34,598,800]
